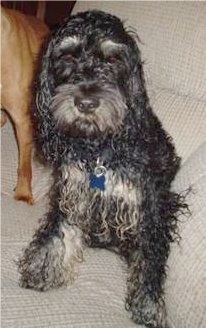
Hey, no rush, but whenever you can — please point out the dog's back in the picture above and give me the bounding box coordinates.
[1,6,49,110]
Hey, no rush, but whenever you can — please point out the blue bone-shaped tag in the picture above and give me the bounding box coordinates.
[89,173,105,191]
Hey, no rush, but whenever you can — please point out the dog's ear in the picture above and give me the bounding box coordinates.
[127,36,149,108]
[33,39,67,166]
[126,35,180,179]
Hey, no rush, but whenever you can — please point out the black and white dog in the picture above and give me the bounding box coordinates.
[18,11,187,327]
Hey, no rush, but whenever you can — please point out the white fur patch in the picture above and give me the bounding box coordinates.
[60,36,80,49]
[60,222,83,283]
[105,170,140,204]
[100,39,123,56]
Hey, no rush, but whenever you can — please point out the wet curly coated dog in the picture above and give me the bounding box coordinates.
[18,10,187,327]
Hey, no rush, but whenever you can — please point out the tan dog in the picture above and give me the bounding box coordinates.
[1,6,49,204]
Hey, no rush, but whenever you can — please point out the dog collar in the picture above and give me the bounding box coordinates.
[89,158,106,191]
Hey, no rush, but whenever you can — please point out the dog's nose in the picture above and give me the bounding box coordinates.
[74,97,100,114]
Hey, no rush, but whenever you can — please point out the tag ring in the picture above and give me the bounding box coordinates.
[94,165,107,177]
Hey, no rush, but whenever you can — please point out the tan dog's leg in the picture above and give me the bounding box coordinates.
[1,6,49,204]
[9,103,34,204]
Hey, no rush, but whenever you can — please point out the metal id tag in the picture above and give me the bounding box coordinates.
[89,162,106,191]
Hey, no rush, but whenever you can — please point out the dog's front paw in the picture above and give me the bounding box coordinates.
[18,236,66,291]
[126,291,167,328]
[18,225,83,291]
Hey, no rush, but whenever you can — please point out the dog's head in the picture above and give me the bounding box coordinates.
[40,11,145,139]
[35,10,178,179]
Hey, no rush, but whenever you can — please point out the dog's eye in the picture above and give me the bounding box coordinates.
[60,53,75,62]
[59,47,81,62]
[105,54,120,64]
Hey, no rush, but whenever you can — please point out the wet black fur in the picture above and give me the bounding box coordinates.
[18,11,187,327]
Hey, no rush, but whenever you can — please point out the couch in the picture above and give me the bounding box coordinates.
[1,2,206,328]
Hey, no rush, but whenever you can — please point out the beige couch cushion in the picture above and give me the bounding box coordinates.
[150,89,206,163]
[1,144,206,328]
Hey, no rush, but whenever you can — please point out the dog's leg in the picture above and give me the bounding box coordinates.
[18,207,84,291]
[18,164,87,291]
[126,251,167,328]
[9,106,33,204]
[125,180,177,328]
[14,114,33,204]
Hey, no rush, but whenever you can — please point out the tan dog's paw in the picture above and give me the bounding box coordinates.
[14,185,34,205]
[14,192,34,205]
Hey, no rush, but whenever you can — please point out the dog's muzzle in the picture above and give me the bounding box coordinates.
[51,82,126,138]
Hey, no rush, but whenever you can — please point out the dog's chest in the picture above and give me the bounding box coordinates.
[60,163,139,204]
[58,163,142,243]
